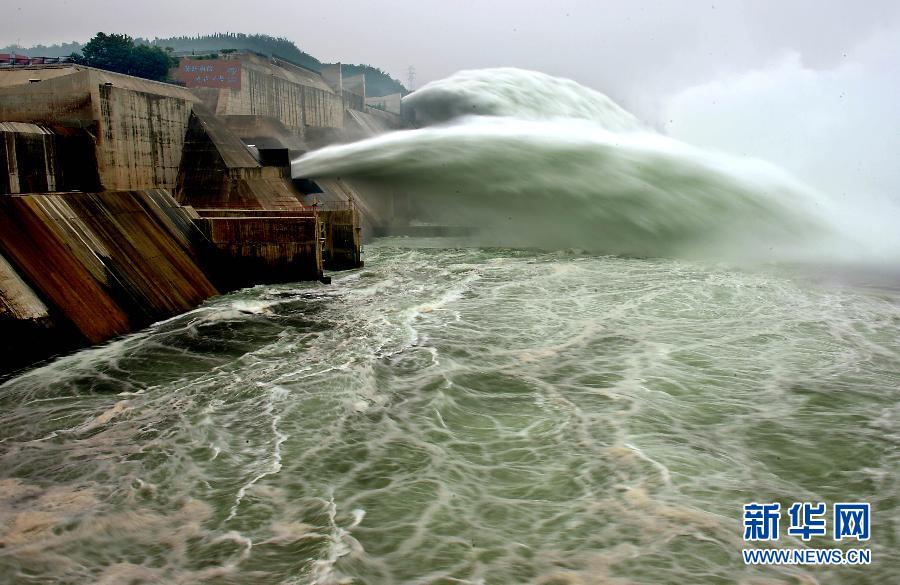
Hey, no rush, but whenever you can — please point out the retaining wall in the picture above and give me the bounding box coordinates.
[0,190,218,372]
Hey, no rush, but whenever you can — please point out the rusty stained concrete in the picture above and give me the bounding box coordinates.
[194,212,323,288]
[0,252,48,321]
[0,251,75,374]
[0,62,371,372]
[319,207,363,270]
[0,190,217,347]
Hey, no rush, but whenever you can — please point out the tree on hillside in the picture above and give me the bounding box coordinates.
[71,33,177,82]
[19,32,407,94]
[146,33,408,96]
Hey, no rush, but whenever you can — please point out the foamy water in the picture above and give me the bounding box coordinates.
[1,244,897,583]
[2,68,898,583]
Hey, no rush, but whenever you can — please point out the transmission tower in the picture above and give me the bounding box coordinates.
[407,65,416,91]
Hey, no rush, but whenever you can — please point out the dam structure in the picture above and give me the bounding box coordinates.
[0,52,407,374]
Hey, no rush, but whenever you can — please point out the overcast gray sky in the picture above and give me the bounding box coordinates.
[3,1,899,115]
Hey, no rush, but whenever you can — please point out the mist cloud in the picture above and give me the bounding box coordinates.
[663,27,900,257]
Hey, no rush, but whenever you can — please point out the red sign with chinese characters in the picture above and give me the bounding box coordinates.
[176,59,242,89]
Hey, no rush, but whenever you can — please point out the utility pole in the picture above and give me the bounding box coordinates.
[407,65,416,92]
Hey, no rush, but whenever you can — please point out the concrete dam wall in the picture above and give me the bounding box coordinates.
[96,83,193,190]
[187,53,346,142]
[0,57,380,374]
[0,66,199,192]
[0,190,217,370]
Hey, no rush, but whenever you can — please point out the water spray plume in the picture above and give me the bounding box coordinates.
[294,68,851,260]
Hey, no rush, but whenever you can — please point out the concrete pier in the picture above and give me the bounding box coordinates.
[318,205,363,270]
[193,210,323,288]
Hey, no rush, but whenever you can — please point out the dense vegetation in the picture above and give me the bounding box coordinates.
[2,33,407,96]
[69,33,178,82]
[339,63,406,97]
[144,33,321,70]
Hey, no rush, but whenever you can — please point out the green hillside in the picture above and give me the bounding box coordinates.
[145,33,322,71]
[340,63,407,97]
[2,33,407,97]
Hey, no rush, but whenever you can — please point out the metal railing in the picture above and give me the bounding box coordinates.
[0,55,74,67]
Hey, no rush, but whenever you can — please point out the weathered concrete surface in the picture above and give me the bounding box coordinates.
[342,90,365,113]
[0,251,83,373]
[1,122,57,194]
[194,209,314,218]
[0,61,370,373]
[1,122,102,195]
[219,115,306,151]
[192,53,343,134]
[0,252,48,321]
[321,63,342,94]
[175,107,305,210]
[0,190,217,348]
[319,206,363,270]
[0,66,198,191]
[343,74,366,99]
[0,68,95,126]
[95,83,192,190]
[0,65,82,87]
[194,211,322,289]
[199,206,362,271]
[0,66,199,119]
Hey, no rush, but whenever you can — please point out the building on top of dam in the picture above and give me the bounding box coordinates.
[0,56,404,373]
[170,51,404,150]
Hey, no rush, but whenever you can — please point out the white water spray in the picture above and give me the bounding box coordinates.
[294,68,851,260]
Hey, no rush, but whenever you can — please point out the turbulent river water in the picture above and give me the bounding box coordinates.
[1,243,898,584]
[2,68,899,584]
